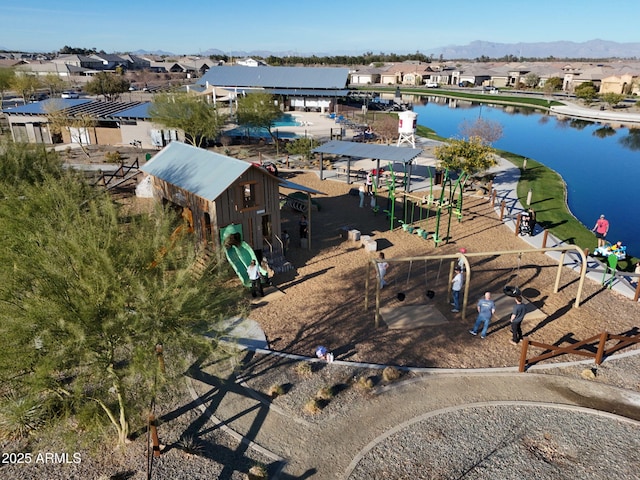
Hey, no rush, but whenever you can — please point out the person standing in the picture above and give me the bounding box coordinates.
[509,295,527,345]
[451,266,464,313]
[469,292,496,338]
[377,252,389,289]
[365,171,373,195]
[359,184,366,208]
[247,259,264,298]
[592,214,609,248]
[299,215,308,240]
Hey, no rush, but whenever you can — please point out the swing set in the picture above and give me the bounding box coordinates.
[387,165,470,247]
[365,246,589,327]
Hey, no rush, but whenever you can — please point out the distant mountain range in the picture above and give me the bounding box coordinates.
[6,39,633,60]
[426,39,640,59]
[132,40,640,59]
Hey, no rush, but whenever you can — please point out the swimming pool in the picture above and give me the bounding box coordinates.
[223,126,299,140]
[273,114,302,127]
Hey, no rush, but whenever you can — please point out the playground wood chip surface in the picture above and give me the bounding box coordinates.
[249,171,640,370]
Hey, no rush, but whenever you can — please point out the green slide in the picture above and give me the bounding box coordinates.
[220,224,266,287]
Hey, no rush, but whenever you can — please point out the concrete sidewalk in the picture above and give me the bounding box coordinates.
[490,158,639,300]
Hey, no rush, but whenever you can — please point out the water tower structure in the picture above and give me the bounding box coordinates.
[397,110,417,148]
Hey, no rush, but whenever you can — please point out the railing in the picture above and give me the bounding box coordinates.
[518,329,640,372]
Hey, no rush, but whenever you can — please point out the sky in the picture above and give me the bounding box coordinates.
[2,0,639,55]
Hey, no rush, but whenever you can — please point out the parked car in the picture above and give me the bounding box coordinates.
[61,91,79,99]
[424,82,439,88]
[458,81,473,88]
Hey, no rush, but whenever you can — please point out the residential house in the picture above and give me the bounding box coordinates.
[235,57,268,67]
[349,67,382,85]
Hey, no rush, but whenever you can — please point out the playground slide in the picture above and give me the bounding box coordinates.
[224,241,266,288]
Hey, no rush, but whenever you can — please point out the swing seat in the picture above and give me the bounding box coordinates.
[503,285,521,297]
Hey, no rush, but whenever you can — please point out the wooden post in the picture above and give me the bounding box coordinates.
[519,337,530,372]
[635,282,640,302]
[149,415,161,457]
[542,230,549,248]
[491,189,497,207]
[515,213,521,236]
[499,200,506,221]
[583,248,590,258]
[286,155,290,168]
[595,332,608,365]
[554,251,566,294]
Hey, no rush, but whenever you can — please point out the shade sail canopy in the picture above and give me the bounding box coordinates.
[312,140,422,163]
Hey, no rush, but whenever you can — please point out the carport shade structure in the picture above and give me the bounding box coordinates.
[312,140,423,191]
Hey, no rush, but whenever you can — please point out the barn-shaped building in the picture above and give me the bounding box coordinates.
[140,142,282,255]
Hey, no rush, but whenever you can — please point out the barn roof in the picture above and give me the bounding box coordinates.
[141,142,326,200]
[140,142,253,202]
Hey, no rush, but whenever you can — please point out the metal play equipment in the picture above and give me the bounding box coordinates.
[364,246,588,326]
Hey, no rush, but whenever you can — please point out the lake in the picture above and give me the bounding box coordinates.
[412,97,640,258]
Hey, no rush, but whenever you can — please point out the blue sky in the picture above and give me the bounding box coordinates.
[2,0,638,55]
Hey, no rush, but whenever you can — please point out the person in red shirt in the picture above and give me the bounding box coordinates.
[592,214,609,248]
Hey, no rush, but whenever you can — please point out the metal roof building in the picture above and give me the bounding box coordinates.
[196,65,351,112]
[197,65,350,90]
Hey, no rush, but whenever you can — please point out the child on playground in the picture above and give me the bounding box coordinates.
[315,346,334,363]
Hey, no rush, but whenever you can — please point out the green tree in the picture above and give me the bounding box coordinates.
[41,73,66,97]
[434,136,497,175]
[0,143,243,445]
[149,91,226,148]
[0,67,16,104]
[236,92,282,149]
[84,72,130,101]
[10,73,41,104]
[599,92,625,109]
[544,76,563,91]
[523,73,540,88]
[574,82,598,105]
[44,103,96,155]
[285,137,320,161]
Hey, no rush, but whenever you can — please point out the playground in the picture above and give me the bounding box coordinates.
[249,169,640,369]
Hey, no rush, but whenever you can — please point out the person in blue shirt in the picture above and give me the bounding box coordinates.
[469,292,496,338]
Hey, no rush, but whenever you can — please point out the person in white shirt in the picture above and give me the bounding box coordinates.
[451,267,464,313]
[377,252,389,288]
[247,259,264,298]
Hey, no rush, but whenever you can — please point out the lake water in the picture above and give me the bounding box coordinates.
[412,97,640,258]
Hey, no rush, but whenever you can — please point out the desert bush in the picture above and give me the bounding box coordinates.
[315,386,334,401]
[382,366,401,382]
[354,375,374,391]
[294,362,312,378]
[268,384,285,398]
[105,150,122,163]
[177,434,204,456]
[247,463,268,479]
[0,391,47,440]
[303,398,321,415]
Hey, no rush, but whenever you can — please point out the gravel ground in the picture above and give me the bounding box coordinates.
[346,404,640,480]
